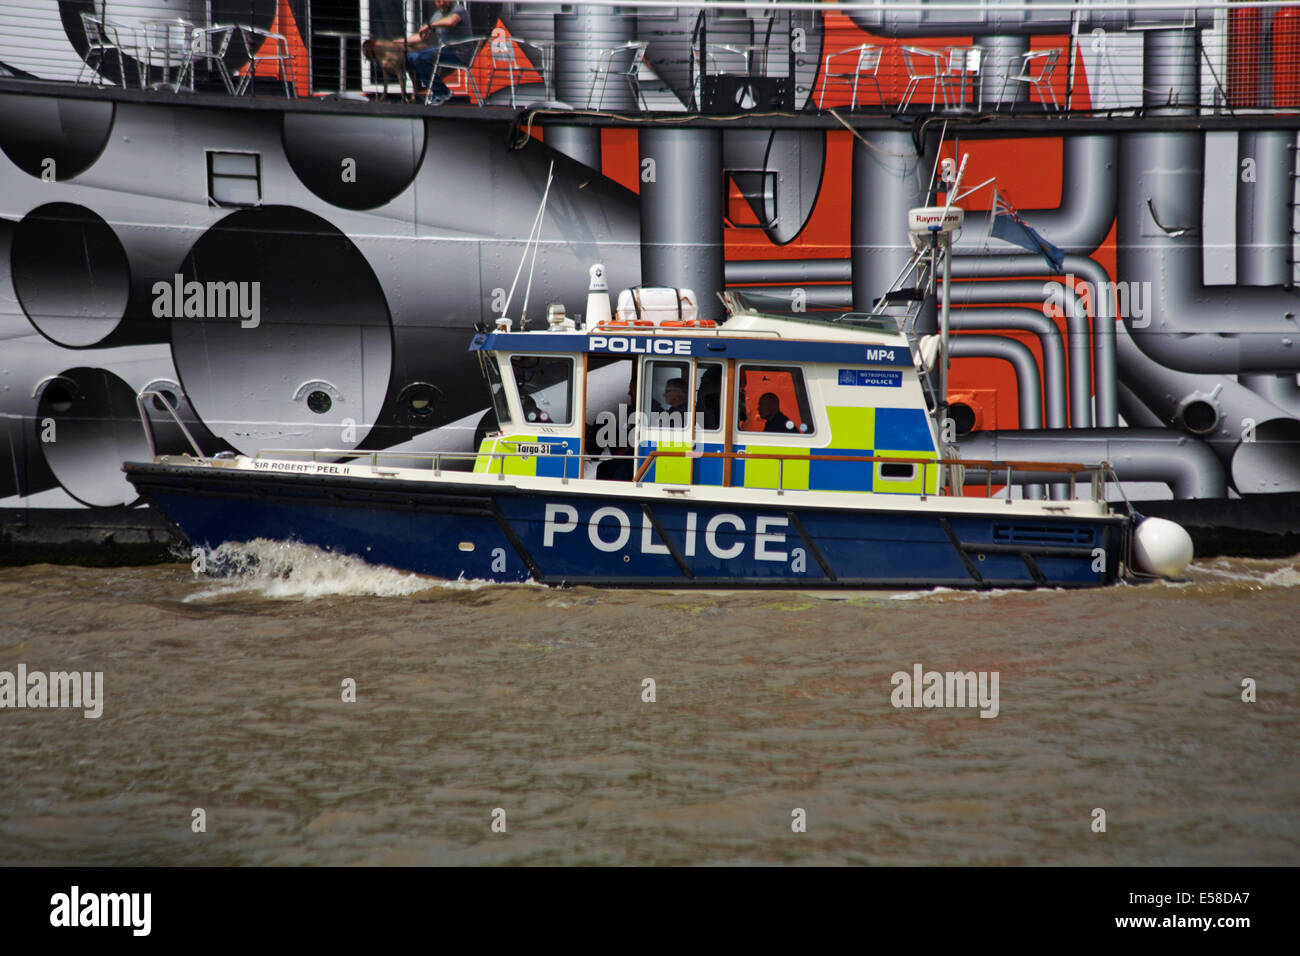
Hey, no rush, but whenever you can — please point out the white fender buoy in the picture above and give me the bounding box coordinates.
[1133,516,1194,577]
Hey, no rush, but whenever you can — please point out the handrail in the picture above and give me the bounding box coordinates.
[257,448,481,464]
[633,448,1101,480]
[254,446,579,482]
[631,448,1114,501]
[588,321,781,339]
[248,443,1117,503]
[135,389,205,458]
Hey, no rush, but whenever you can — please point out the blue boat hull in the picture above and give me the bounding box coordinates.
[125,463,1128,588]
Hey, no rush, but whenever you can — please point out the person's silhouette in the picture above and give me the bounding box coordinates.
[758,392,792,433]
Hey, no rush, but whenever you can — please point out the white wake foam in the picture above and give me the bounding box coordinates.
[1187,558,1300,588]
[1259,565,1300,588]
[182,539,488,601]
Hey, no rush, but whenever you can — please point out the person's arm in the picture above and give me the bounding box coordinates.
[427,10,463,30]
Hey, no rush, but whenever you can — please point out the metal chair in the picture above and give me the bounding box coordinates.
[143,19,196,91]
[427,37,486,104]
[77,13,136,88]
[587,40,648,110]
[692,42,747,108]
[484,36,545,108]
[944,46,983,110]
[998,48,1061,111]
[184,26,237,94]
[705,43,751,76]
[818,43,884,110]
[899,46,952,111]
[234,25,293,96]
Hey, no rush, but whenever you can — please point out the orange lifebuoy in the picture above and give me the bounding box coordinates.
[658,319,718,329]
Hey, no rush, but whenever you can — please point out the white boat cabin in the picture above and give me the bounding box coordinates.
[469,281,944,496]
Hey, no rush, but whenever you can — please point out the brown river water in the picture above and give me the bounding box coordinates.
[1,543,1297,866]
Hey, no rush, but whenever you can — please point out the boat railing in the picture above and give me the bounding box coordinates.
[633,448,1119,504]
[256,446,589,482]
[251,444,1120,504]
[135,389,206,459]
[257,447,481,477]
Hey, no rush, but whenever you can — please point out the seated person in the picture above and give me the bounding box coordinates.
[758,392,793,433]
[661,378,689,428]
[363,1,472,104]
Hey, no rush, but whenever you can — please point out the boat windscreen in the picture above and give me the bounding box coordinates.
[481,354,512,425]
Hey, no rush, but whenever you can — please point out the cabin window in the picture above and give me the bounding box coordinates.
[511,355,573,426]
[483,357,512,426]
[206,151,261,207]
[585,354,635,451]
[642,360,693,432]
[879,462,918,482]
[736,365,814,435]
[695,362,724,432]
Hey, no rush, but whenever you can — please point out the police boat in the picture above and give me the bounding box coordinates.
[124,198,1193,588]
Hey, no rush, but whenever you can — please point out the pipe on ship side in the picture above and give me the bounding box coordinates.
[952,255,1119,429]
[1116,382,1167,430]
[548,4,636,167]
[958,429,1227,500]
[950,136,1119,256]
[852,130,936,324]
[949,334,1045,499]
[1238,374,1300,418]
[1118,30,1300,375]
[1236,131,1297,288]
[948,280,1090,428]
[948,308,1067,429]
[1114,318,1300,494]
[728,253,1120,428]
[639,128,724,316]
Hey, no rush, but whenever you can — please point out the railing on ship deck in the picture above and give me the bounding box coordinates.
[20,1,1300,116]
[242,445,1123,505]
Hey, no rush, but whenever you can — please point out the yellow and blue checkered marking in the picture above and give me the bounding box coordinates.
[474,436,578,478]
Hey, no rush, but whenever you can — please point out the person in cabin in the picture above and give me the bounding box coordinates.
[363,0,472,104]
[758,392,793,433]
[662,378,689,427]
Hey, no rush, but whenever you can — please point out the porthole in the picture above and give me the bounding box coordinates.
[151,390,179,413]
[948,402,977,437]
[306,390,333,414]
[43,382,75,414]
[398,382,441,419]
